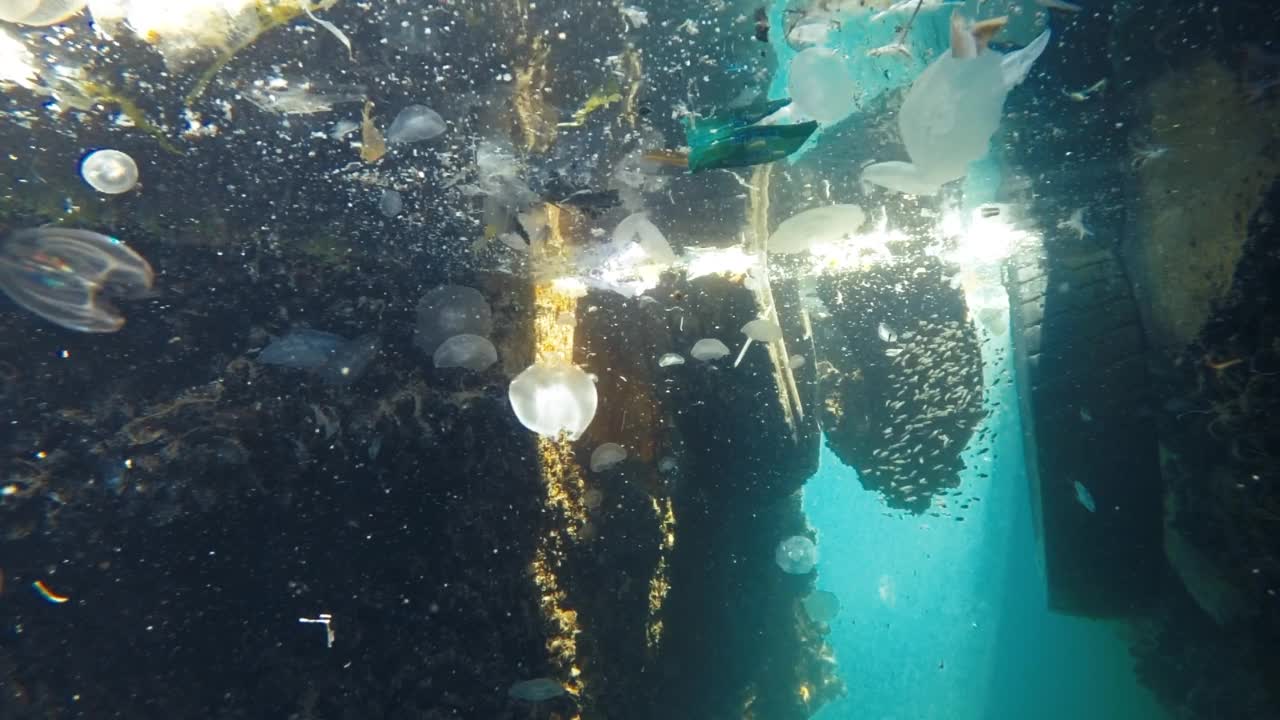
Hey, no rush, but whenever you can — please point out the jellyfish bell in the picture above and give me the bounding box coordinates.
[414,285,493,355]
[775,535,818,575]
[379,188,403,218]
[787,47,858,124]
[0,0,87,25]
[589,442,627,472]
[734,318,783,367]
[80,149,139,195]
[432,333,498,371]
[768,204,866,255]
[690,338,730,362]
[386,104,446,143]
[508,359,598,439]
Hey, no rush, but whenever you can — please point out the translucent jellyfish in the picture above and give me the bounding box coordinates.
[802,590,841,623]
[259,329,344,370]
[0,227,153,332]
[775,535,818,574]
[0,0,86,25]
[734,318,783,367]
[508,360,598,439]
[508,678,565,702]
[590,442,627,472]
[788,354,806,370]
[414,285,493,355]
[658,352,685,368]
[861,27,1051,195]
[768,204,865,254]
[379,189,402,218]
[690,338,730,362]
[432,333,498,371]
[787,47,858,124]
[80,149,139,195]
[319,334,380,385]
[259,329,379,385]
[386,104,446,143]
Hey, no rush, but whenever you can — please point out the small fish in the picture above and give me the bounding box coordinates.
[1073,480,1096,513]
[1063,78,1107,102]
[867,42,912,59]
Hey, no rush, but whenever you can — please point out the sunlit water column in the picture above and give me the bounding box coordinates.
[803,166,1168,719]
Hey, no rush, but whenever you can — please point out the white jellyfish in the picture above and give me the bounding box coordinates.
[690,338,730,362]
[589,442,627,472]
[775,535,817,574]
[768,204,865,255]
[432,334,498,371]
[733,318,783,368]
[0,0,86,25]
[80,149,138,195]
[386,104,446,143]
[414,285,493,355]
[379,188,402,218]
[787,47,858,124]
[657,352,685,368]
[788,354,806,370]
[508,359,598,439]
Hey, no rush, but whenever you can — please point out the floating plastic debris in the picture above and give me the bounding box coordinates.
[386,104,446,143]
[590,442,627,472]
[690,338,731,362]
[432,334,498,371]
[80,149,139,194]
[775,535,818,574]
[508,360,598,439]
[508,677,565,702]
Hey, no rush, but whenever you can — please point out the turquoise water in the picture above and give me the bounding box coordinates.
[803,302,1169,719]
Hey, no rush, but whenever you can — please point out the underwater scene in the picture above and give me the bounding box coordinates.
[1,0,1279,718]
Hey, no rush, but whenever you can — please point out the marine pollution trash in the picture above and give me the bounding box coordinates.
[432,334,498,371]
[680,98,818,172]
[386,104,446,143]
[80,149,139,194]
[0,227,154,332]
[861,15,1051,195]
[775,535,818,574]
[508,359,599,439]
[258,329,380,385]
[590,442,627,472]
[508,677,565,702]
[569,213,675,297]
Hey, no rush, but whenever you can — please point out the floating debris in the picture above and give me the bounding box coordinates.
[1074,480,1096,513]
